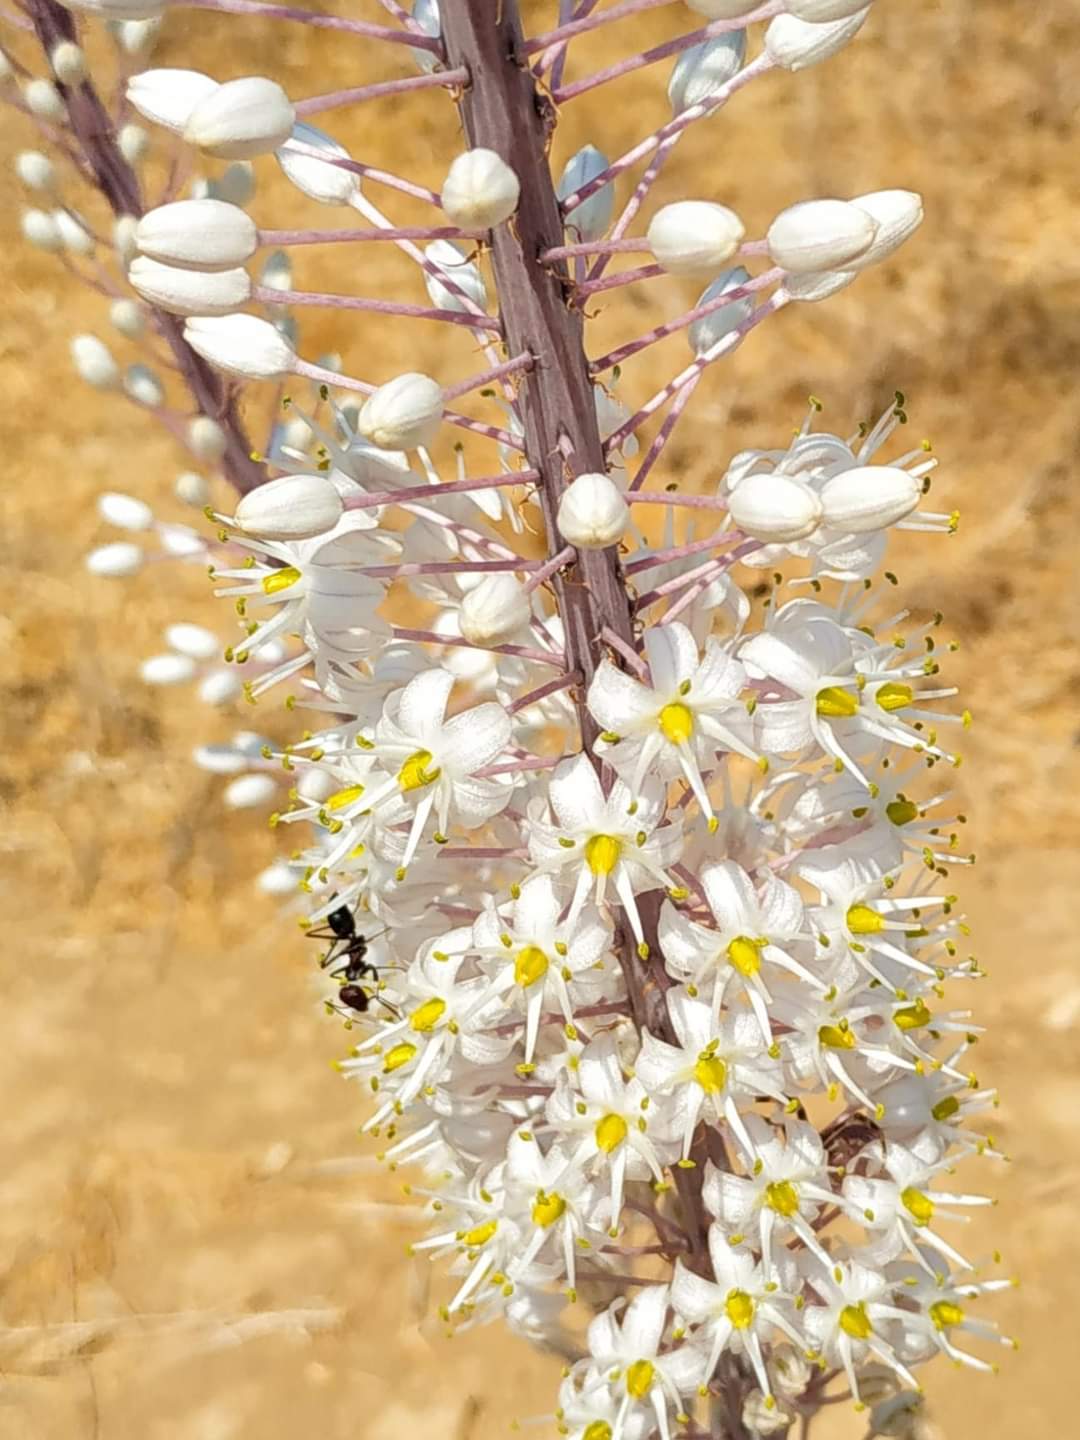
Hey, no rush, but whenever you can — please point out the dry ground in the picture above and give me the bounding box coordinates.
[1,2,1078,1437]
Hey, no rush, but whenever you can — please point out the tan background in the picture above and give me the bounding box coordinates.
[1,2,1077,1436]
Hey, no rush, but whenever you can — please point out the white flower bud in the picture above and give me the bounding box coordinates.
[117,17,163,50]
[187,415,228,461]
[50,41,86,85]
[459,574,531,645]
[727,472,823,541]
[423,240,488,313]
[199,669,242,705]
[57,0,165,15]
[257,859,298,895]
[71,334,120,389]
[440,148,520,229]
[128,257,252,316]
[409,0,442,74]
[53,208,94,255]
[0,51,10,82]
[113,214,139,267]
[24,78,65,121]
[685,0,757,15]
[16,151,56,191]
[194,743,249,774]
[767,198,876,273]
[126,68,218,132]
[109,298,144,337]
[357,372,444,452]
[141,653,197,685]
[781,267,857,302]
[764,7,871,70]
[86,541,144,577]
[259,249,292,301]
[741,1391,793,1437]
[20,209,63,252]
[557,472,629,549]
[647,200,744,276]
[166,622,219,660]
[668,30,747,114]
[276,122,358,205]
[136,199,258,270]
[183,314,296,380]
[184,76,295,160]
[175,470,211,506]
[557,145,614,242]
[296,767,335,804]
[819,465,921,532]
[784,0,868,18]
[233,473,344,540]
[124,362,165,408]
[209,162,256,208]
[98,491,154,531]
[224,773,278,809]
[847,189,923,268]
[688,266,754,355]
[118,123,149,165]
[158,523,204,557]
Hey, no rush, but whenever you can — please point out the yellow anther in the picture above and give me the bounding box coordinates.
[901,1187,935,1226]
[875,682,915,712]
[894,999,931,1031]
[326,783,364,811]
[929,1300,965,1331]
[409,997,447,1033]
[462,1220,497,1247]
[818,1023,856,1051]
[382,1042,417,1073]
[398,748,441,792]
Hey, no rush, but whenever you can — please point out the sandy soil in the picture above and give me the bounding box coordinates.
[1,3,1077,1437]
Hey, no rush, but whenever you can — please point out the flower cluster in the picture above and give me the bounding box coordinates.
[7,0,1011,1434]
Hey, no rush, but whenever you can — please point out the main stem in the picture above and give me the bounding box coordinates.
[440,0,719,1285]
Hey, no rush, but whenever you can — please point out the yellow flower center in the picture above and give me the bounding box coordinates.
[409,997,447,1033]
[929,1300,965,1331]
[816,685,859,718]
[726,935,763,977]
[839,1302,873,1341]
[894,999,931,1031]
[846,903,885,935]
[262,564,302,595]
[326,783,365,811]
[932,1096,961,1122]
[625,1360,655,1400]
[531,1191,566,1228]
[462,1220,497,1247]
[765,1181,799,1218]
[398,748,441,792]
[818,1023,856,1051]
[595,1113,628,1153]
[382,1041,417,1073]
[585,834,622,875]
[514,945,549,988]
[901,1187,935,1226]
[583,1425,612,1440]
[725,1289,755,1330]
[658,701,694,745]
[875,681,915,712]
[693,1055,728,1094]
[886,798,919,826]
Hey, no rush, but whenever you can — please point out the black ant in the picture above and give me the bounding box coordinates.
[306,905,396,1017]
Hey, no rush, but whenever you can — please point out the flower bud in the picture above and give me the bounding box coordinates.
[129,257,252,316]
[423,240,488,313]
[71,334,120,389]
[440,148,520,229]
[57,0,166,15]
[20,209,63,252]
[257,859,298,895]
[357,373,444,452]
[115,216,139,266]
[184,76,296,160]
[124,363,165,408]
[277,122,358,205]
[24,78,64,121]
[187,415,228,461]
[206,162,257,208]
[16,151,56,191]
[784,0,868,18]
[110,298,144,337]
[224,773,278,809]
[233,474,344,540]
[781,268,857,302]
[53,208,94,255]
[459,574,531,645]
[847,189,923,268]
[175,470,211,506]
[136,199,259,271]
[409,0,442,74]
[647,200,744,276]
[199,669,242,705]
[183,314,296,380]
[141,653,197,685]
[557,145,614,242]
[158,523,204,558]
[688,266,753,355]
[166,623,219,660]
[727,473,823,542]
[668,30,747,114]
[50,41,86,86]
[686,0,757,15]
[767,198,876,273]
[819,465,921,533]
[86,542,144,577]
[98,491,154,531]
[118,17,163,50]
[118,123,149,165]
[764,8,871,69]
[557,472,628,549]
[126,68,219,132]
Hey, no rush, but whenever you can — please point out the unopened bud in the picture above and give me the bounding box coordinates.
[257,859,298,895]
[141,653,197,685]
[20,209,63,252]
[647,200,744,276]
[423,240,488,313]
[441,148,520,229]
[24,77,65,121]
[166,623,219,660]
[233,473,344,540]
[688,266,754,355]
[50,41,86,85]
[126,68,219,132]
[58,0,166,14]
[848,189,923,268]
[277,122,358,205]
[136,199,258,269]
[557,145,614,242]
[184,76,296,160]
[71,334,120,389]
[86,542,144,577]
[741,1391,793,1437]
[782,268,857,302]
[124,363,165,408]
[109,298,144,338]
[224,773,278,809]
[727,473,823,542]
[115,213,139,266]
[118,123,149,165]
[784,0,869,18]
[686,0,757,15]
[557,472,628,549]
[187,415,228,461]
[668,30,747,114]
[357,372,444,452]
[459,574,531,645]
[175,470,211,506]
[117,17,164,50]
[767,198,876,273]
[129,256,251,316]
[98,491,154,531]
[819,465,922,532]
[207,162,257,208]
[199,669,242,705]
[765,7,871,69]
[183,314,296,380]
[53,208,94,255]
[16,151,56,191]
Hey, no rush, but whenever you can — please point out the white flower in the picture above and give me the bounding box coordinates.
[440,148,520,228]
[647,200,745,277]
[800,1258,919,1402]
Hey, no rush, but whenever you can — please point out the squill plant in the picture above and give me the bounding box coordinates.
[5,1,1013,1435]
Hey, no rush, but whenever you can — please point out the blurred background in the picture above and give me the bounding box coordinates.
[1,1,1077,1436]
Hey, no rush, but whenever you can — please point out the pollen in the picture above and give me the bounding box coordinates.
[846,903,885,934]
[693,1054,728,1094]
[658,701,694,744]
[515,945,549,987]
[894,999,931,1031]
[262,564,302,595]
[875,681,915,712]
[839,1302,873,1341]
[326,783,364,811]
[532,1191,567,1228]
[727,935,763,977]
[383,1042,417,1073]
[901,1187,935,1226]
[815,685,859,718]
[462,1220,497,1247]
[595,1112,628,1153]
[398,748,442,792]
[886,798,920,826]
[932,1095,961,1122]
[818,1022,857,1051]
[585,834,622,876]
[765,1180,799,1217]
[724,1289,755,1330]
[929,1300,965,1331]
[625,1359,655,1400]
[409,997,447,1033]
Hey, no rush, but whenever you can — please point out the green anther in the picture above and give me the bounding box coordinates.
[886,798,920,826]
[932,1095,961,1122]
